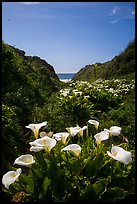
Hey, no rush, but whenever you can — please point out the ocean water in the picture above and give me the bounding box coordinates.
[57,73,75,82]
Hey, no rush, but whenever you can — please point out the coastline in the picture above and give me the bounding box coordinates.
[57,73,75,82]
[60,79,72,82]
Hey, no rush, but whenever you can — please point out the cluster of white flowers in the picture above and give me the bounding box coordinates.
[59,78,135,99]
[2,119,133,190]
[93,78,135,95]
[60,88,70,97]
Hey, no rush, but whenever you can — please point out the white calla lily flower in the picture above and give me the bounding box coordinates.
[107,146,132,165]
[104,126,122,136]
[72,90,82,95]
[79,126,87,136]
[14,154,35,166]
[53,132,69,144]
[94,131,109,144]
[2,168,22,190]
[66,125,87,137]
[88,119,99,130]
[66,126,81,137]
[40,131,53,138]
[29,136,56,152]
[30,146,44,152]
[39,131,46,138]
[61,144,81,156]
[25,121,47,139]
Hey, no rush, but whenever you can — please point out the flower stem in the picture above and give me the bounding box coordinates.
[65,151,69,165]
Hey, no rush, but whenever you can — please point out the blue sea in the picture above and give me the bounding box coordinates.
[57,73,75,82]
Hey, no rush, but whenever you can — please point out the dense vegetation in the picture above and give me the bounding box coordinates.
[2,41,62,173]
[2,40,135,202]
[73,39,135,82]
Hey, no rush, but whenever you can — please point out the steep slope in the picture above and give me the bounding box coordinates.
[2,41,61,171]
[73,39,135,82]
[2,41,61,123]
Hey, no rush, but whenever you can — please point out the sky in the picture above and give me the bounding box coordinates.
[2,2,135,73]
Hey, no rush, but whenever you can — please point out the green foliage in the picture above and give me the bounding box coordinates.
[2,40,135,202]
[2,104,24,172]
[2,41,61,124]
[2,41,62,172]
[2,122,135,202]
[85,152,104,178]
[58,94,93,126]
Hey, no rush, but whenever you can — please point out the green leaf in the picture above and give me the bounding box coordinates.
[52,169,66,200]
[34,152,47,171]
[93,180,105,197]
[79,177,111,202]
[33,168,44,179]
[26,171,35,194]
[19,173,29,184]
[78,183,95,202]
[11,181,23,192]
[69,158,83,174]
[85,152,104,178]
[39,176,51,199]
[101,187,127,202]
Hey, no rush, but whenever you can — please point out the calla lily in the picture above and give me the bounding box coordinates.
[14,154,35,166]
[107,146,132,165]
[25,121,47,139]
[39,131,46,138]
[88,120,99,130]
[61,144,81,156]
[2,168,22,190]
[66,126,87,137]
[60,89,70,97]
[78,126,87,137]
[29,136,57,152]
[94,130,109,144]
[30,146,44,152]
[53,132,69,144]
[72,90,82,95]
[66,126,81,137]
[40,131,53,138]
[104,126,122,136]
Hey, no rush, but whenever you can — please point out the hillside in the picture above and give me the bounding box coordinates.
[73,39,135,82]
[2,41,62,172]
[2,42,61,122]
[2,41,135,203]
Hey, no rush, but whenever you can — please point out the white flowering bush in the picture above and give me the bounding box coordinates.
[56,78,135,131]
[2,78,135,202]
[29,78,135,141]
[2,120,135,202]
